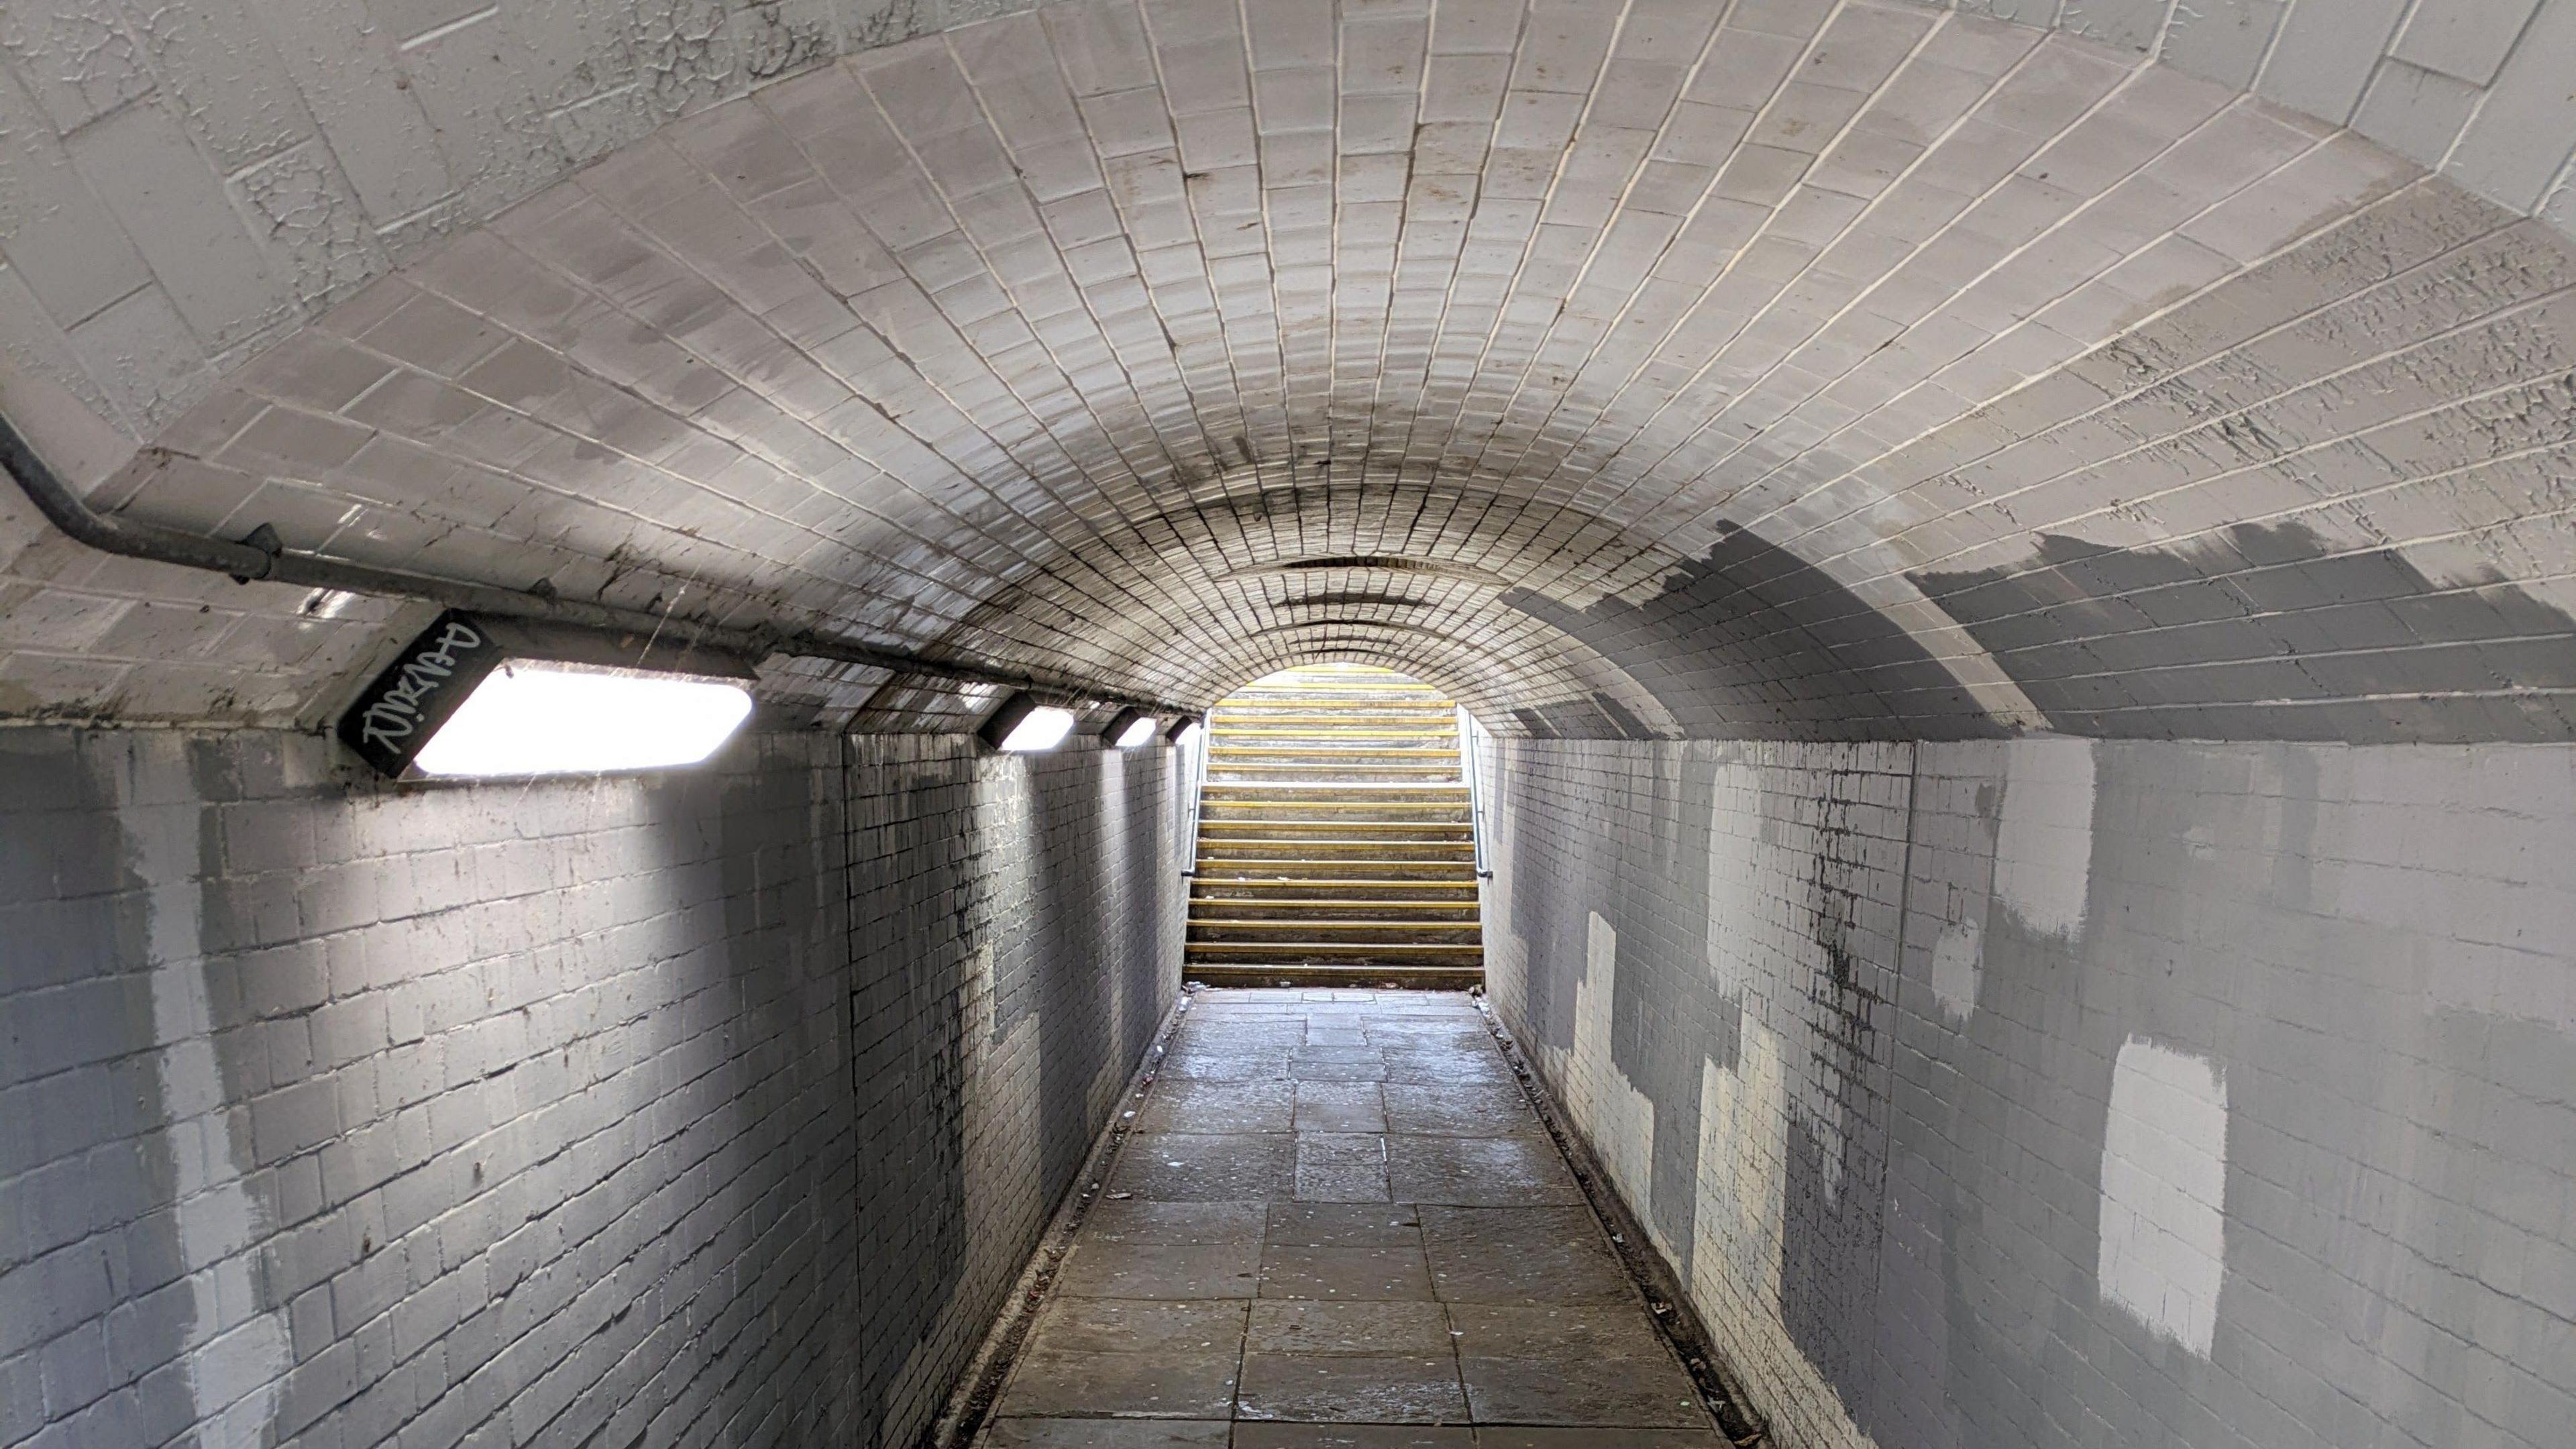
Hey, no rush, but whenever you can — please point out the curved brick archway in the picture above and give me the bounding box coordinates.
[2,0,2573,738]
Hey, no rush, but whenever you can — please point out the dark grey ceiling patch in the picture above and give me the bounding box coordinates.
[1911,522,2576,741]
[1505,525,2006,742]
[1221,555,1518,588]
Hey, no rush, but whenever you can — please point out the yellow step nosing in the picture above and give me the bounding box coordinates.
[1185,943,1487,954]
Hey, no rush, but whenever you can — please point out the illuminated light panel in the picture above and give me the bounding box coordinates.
[1169,718,1201,749]
[1112,713,1159,748]
[998,705,1077,752]
[411,661,753,777]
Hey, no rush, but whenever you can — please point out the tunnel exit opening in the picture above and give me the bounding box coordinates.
[1183,664,1488,989]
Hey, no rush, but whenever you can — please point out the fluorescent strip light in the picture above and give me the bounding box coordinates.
[1169,718,1201,749]
[996,705,1077,752]
[411,661,753,777]
[1108,710,1159,748]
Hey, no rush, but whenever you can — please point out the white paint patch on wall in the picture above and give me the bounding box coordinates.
[123,739,291,1448]
[1693,1011,1787,1313]
[1561,912,1659,1245]
[2098,1036,2230,1357]
[1690,1009,1882,1449]
[1930,917,1982,1024]
[1994,737,2098,938]
[1704,765,1764,1001]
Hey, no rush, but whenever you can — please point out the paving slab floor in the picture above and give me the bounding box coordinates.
[979,988,1725,1448]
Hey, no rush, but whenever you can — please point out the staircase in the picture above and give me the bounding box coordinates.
[1185,665,1485,988]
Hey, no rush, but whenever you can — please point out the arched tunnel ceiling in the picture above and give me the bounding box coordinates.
[2,0,2574,738]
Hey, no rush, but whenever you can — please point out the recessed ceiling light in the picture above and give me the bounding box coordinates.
[1105,708,1159,747]
[979,691,1078,752]
[339,612,755,780]
[413,663,751,777]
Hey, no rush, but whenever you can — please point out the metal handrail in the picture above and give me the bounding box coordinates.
[1177,715,1211,876]
[1458,704,1495,879]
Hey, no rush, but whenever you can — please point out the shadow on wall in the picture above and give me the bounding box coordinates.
[1487,737,1917,1444]
[0,729,860,1449]
[1913,521,2576,742]
[844,739,1181,1448]
[1488,730,2576,1449]
[1505,524,2005,741]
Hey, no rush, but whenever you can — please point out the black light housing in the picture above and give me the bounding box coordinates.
[337,610,757,781]
[978,690,1077,751]
[1166,715,1203,747]
[1103,708,1159,748]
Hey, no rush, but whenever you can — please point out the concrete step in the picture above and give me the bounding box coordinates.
[1208,746,1462,759]
[1199,820,1471,837]
[1185,941,1486,965]
[1179,856,1473,881]
[1183,962,1486,989]
[1190,784,1463,794]
[1189,898,1481,920]
[1199,806,1472,826]
[1201,840,1471,859]
[1189,916,1482,943]
[1207,763,1465,783]
[1212,718,1457,731]
[1189,877,1481,899]
[1201,784,1470,795]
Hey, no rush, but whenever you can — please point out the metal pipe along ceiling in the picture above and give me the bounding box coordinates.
[0,412,1197,722]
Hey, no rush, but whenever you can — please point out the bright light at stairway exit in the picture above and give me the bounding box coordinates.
[1183,663,1485,987]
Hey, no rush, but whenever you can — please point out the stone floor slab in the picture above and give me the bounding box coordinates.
[1293,1082,1387,1132]
[1295,1133,1391,1202]
[1057,1240,1262,1299]
[1002,1350,1244,1421]
[1235,1354,1469,1424]
[1246,1301,1453,1355]
[1110,1133,1295,1201]
[1257,1242,1436,1301]
[984,1419,1230,1447]
[1136,1080,1296,1134]
[1417,1206,1635,1303]
[1161,1053,1295,1081]
[1448,1305,1706,1428]
[1471,1429,1723,1447]
[1287,1055,1391,1083]
[1265,1203,1424,1248]
[987,992,1717,1445]
[1021,1298,1249,1356]
[1384,1136,1583,1207]
[1083,1200,1269,1246]
[1228,1427,1473,1448]
[1380,1083,1540,1136]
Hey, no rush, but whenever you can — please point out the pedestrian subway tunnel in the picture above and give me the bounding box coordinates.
[2,0,2574,1444]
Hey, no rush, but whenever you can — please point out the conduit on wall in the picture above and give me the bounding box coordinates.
[0,412,1197,723]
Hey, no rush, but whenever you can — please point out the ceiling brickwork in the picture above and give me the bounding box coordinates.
[1,0,2573,737]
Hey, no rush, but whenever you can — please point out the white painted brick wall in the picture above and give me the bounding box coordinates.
[1484,731,2576,1449]
[0,724,1185,1449]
